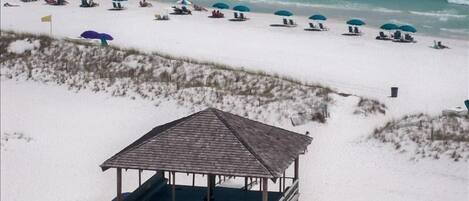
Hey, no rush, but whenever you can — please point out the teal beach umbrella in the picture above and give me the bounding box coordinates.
[380,23,399,30]
[346,19,365,26]
[399,25,417,33]
[233,5,250,12]
[212,2,229,9]
[176,0,191,5]
[274,10,293,17]
[309,14,327,21]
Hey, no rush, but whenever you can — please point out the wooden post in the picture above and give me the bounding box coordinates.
[192,173,195,187]
[279,177,282,193]
[169,171,172,185]
[207,174,215,201]
[138,169,142,187]
[282,171,286,192]
[244,177,248,191]
[116,168,122,201]
[172,172,176,201]
[294,157,299,181]
[207,174,211,201]
[262,178,268,201]
[259,178,262,191]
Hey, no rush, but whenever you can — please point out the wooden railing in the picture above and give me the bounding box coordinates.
[278,179,299,201]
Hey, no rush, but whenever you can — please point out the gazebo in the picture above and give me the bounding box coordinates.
[101,108,312,201]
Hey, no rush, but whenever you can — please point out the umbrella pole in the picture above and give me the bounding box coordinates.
[49,20,52,35]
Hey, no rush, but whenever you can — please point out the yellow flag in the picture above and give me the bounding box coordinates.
[41,15,52,22]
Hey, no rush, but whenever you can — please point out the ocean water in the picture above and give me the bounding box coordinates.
[161,0,469,39]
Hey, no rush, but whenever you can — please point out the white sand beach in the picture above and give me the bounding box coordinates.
[1,0,468,115]
[1,1,468,201]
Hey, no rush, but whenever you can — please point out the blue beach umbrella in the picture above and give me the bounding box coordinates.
[309,14,327,21]
[380,23,399,30]
[80,30,100,39]
[233,5,250,12]
[274,10,293,17]
[212,2,229,9]
[346,19,365,26]
[399,25,417,33]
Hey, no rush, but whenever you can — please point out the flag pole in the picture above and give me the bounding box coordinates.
[50,15,52,35]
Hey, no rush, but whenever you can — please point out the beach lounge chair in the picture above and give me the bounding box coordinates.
[319,23,327,31]
[80,0,98,7]
[139,0,152,7]
[353,27,360,35]
[80,0,90,7]
[45,0,57,4]
[375,31,390,40]
[181,6,192,14]
[193,4,207,11]
[112,1,122,9]
[393,31,401,40]
[155,14,169,20]
[173,6,191,15]
[283,18,288,25]
[437,41,448,49]
[305,22,322,31]
[289,19,296,26]
[234,12,238,19]
[240,13,246,20]
[46,0,67,5]
[348,26,353,33]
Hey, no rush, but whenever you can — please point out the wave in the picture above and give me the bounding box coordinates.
[371,7,402,13]
[409,10,467,21]
[447,0,469,6]
[440,28,469,34]
[237,0,366,10]
[238,0,403,13]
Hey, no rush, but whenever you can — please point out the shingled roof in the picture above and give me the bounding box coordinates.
[100,108,312,178]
